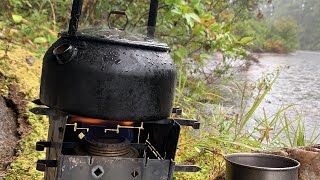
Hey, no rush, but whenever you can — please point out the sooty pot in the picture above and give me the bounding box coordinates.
[40,0,177,121]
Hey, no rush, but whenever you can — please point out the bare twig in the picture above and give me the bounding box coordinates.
[48,0,56,32]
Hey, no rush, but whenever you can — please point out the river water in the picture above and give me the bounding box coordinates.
[242,51,320,142]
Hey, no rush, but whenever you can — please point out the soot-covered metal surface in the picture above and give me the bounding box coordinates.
[59,156,173,180]
[31,107,200,180]
[40,39,176,121]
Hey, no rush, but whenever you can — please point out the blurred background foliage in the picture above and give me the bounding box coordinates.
[270,0,320,51]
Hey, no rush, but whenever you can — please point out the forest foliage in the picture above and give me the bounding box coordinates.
[270,0,320,51]
[240,0,320,52]
[0,0,306,56]
[234,16,300,53]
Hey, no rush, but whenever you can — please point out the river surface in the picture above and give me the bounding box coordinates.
[242,51,320,142]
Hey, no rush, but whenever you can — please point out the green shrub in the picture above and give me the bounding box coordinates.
[233,16,300,53]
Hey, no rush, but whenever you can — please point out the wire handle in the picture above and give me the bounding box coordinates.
[68,0,83,35]
[107,10,129,31]
[68,0,159,37]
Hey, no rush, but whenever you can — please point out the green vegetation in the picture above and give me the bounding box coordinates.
[233,16,300,53]
[233,0,320,52]
[270,0,320,51]
[0,0,318,180]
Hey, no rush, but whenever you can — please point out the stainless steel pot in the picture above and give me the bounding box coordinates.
[224,153,300,180]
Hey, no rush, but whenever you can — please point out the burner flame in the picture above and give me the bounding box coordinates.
[69,117,134,126]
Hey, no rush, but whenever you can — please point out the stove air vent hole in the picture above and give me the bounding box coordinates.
[91,166,104,179]
[131,170,139,178]
[94,168,103,176]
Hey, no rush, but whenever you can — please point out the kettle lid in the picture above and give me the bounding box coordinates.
[60,27,170,52]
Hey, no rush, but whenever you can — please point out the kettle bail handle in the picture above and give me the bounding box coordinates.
[67,0,159,37]
[147,0,159,38]
[107,10,129,31]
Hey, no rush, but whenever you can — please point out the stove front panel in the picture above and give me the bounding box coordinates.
[58,156,174,180]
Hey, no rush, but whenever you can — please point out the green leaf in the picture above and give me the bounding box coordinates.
[34,37,48,44]
[184,13,200,27]
[12,14,23,23]
[47,34,58,45]
[164,0,175,5]
[200,54,211,60]
[176,47,188,58]
[185,15,194,27]
[188,13,200,22]
[239,37,254,44]
[172,47,188,65]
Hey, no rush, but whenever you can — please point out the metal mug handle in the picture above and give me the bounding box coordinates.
[107,10,129,31]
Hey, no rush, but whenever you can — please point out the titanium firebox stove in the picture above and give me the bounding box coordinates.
[31,0,201,179]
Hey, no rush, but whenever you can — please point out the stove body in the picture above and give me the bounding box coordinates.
[32,108,200,180]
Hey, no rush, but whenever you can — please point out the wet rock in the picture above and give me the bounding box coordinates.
[259,146,320,180]
[287,146,320,180]
[0,96,19,171]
